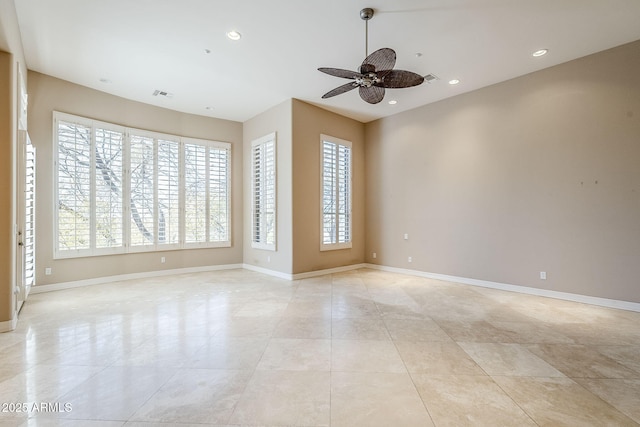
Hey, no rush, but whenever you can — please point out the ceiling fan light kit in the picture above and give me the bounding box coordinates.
[318,7,425,104]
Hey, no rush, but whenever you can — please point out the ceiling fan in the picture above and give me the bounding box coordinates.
[318,8,425,104]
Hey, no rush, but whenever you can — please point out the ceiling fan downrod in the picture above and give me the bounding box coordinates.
[360,8,374,58]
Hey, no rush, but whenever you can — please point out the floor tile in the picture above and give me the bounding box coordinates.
[384,318,452,342]
[395,341,486,375]
[0,364,104,405]
[130,369,252,424]
[282,301,332,318]
[20,421,124,426]
[0,418,26,426]
[331,372,433,427]
[594,345,640,373]
[229,370,330,426]
[332,296,380,318]
[55,366,177,421]
[493,376,637,426]
[273,316,331,339]
[213,316,280,338]
[186,336,268,370]
[411,374,537,426]
[527,344,640,378]
[331,317,390,340]
[233,300,289,317]
[257,338,331,371]
[458,342,565,377]
[487,320,575,344]
[574,378,640,423]
[112,335,205,368]
[332,340,406,373]
[435,320,518,343]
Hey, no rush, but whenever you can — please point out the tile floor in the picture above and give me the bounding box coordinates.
[0,268,639,426]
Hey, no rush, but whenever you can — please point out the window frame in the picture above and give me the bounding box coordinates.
[320,134,353,251]
[53,111,232,259]
[251,132,277,251]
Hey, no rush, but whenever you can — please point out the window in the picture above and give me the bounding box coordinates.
[251,133,276,250]
[54,112,231,258]
[184,138,231,247]
[129,134,155,248]
[320,134,352,250]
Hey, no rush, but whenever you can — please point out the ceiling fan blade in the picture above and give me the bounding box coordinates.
[322,82,358,99]
[379,69,425,88]
[360,48,396,73]
[359,85,385,104]
[318,67,363,79]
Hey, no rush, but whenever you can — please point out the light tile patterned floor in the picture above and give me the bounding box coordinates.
[1,268,639,426]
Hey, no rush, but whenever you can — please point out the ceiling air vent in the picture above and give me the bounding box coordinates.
[152,90,173,98]
[424,74,439,83]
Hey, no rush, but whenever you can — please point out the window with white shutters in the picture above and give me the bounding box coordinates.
[157,139,180,246]
[23,141,36,287]
[184,142,207,244]
[184,138,231,247]
[95,128,124,250]
[56,119,94,253]
[208,146,231,243]
[54,112,232,258]
[251,133,276,250]
[320,134,352,251]
[130,134,155,248]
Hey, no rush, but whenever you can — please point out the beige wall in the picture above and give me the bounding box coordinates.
[28,72,244,285]
[243,99,366,276]
[365,40,640,303]
[243,99,293,274]
[292,99,365,274]
[0,51,16,323]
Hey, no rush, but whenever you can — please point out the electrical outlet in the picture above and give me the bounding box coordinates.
[372,252,377,259]
[540,271,547,280]
[161,257,166,263]
[45,267,52,275]
[267,256,271,263]
[408,256,412,263]
[404,233,409,240]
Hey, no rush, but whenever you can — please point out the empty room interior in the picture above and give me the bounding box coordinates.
[1,0,640,426]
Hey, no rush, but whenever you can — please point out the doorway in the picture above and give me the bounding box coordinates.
[16,129,35,313]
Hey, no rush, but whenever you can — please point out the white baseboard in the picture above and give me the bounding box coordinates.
[242,263,367,281]
[292,263,367,280]
[242,263,293,280]
[25,261,639,313]
[30,263,244,294]
[0,316,17,333]
[365,263,640,313]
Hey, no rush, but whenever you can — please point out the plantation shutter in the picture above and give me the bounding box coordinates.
[130,134,155,247]
[321,135,352,250]
[208,146,230,243]
[57,120,92,251]
[251,133,276,250]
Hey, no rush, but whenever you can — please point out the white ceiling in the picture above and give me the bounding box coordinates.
[14,0,640,123]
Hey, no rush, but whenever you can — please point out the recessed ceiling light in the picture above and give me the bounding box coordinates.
[204,48,211,54]
[532,49,548,57]
[448,79,460,85]
[226,30,241,41]
[415,53,423,58]
[388,100,397,105]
